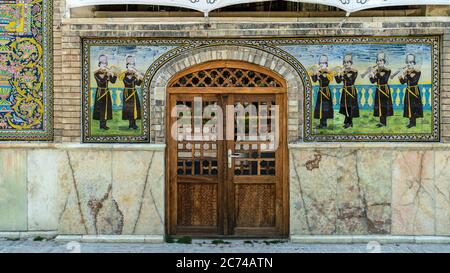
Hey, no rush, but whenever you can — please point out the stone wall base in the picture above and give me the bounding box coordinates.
[3,233,450,244]
[0,231,58,240]
[291,235,450,244]
[55,235,164,243]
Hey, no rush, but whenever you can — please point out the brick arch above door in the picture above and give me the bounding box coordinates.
[144,45,305,143]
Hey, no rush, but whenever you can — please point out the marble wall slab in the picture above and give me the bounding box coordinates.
[111,151,164,235]
[289,146,450,236]
[392,151,435,235]
[57,149,165,235]
[435,151,450,235]
[27,150,60,231]
[290,148,392,235]
[0,150,27,231]
[354,150,392,234]
[290,150,339,235]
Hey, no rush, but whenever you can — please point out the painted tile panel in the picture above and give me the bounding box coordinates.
[82,37,439,143]
[0,0,53,141]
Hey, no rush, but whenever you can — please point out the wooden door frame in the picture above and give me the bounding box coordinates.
[164,60,289,237]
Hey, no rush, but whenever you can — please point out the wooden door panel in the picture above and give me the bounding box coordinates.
[235,184,276,227]
[228,94,282,235]
[177,183,218,227]
[169,94,224,235]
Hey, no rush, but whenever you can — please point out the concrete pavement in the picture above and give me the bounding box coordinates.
[1,239,450,253]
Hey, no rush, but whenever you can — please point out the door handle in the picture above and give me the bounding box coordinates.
[228,149,242,168]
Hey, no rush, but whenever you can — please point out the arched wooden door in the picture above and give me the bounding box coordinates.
[166,60,288,237]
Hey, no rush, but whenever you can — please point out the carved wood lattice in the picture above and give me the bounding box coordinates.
[170,67,282,88]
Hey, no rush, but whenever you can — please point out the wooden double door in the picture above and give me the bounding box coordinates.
[166,61,288,237]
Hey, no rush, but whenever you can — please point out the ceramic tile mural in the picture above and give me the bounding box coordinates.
[82,39,177,143]
[280,37,440,142]
[0,0,52,141]
[82,37,439,143]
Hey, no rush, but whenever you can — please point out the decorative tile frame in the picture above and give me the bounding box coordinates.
[0,0,53,141]
[81,36,440,143]
[295,36,440,142]
[81,39,184,143]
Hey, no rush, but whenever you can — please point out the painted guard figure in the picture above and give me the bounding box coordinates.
[93,54,117,130]
[121,56,143,130]
[335,54,359,128]
[312,55,334,129]
[369,52,393,127]
[399,53,423,128]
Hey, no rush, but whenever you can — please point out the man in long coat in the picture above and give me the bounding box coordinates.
[369,52,393,127]
[121,56,143,130]
[312,55,334,129]
[93,54,117,130]
[399,53,423,128]
[335,54,359,128]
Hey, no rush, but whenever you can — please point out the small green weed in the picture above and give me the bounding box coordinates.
[177,236,192,244]
[211,239,230,245]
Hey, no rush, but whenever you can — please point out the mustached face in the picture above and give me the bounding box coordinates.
[406,60,415,70]
[376,59,385,68]
[343,60,352,69]
[319,62,328,69]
